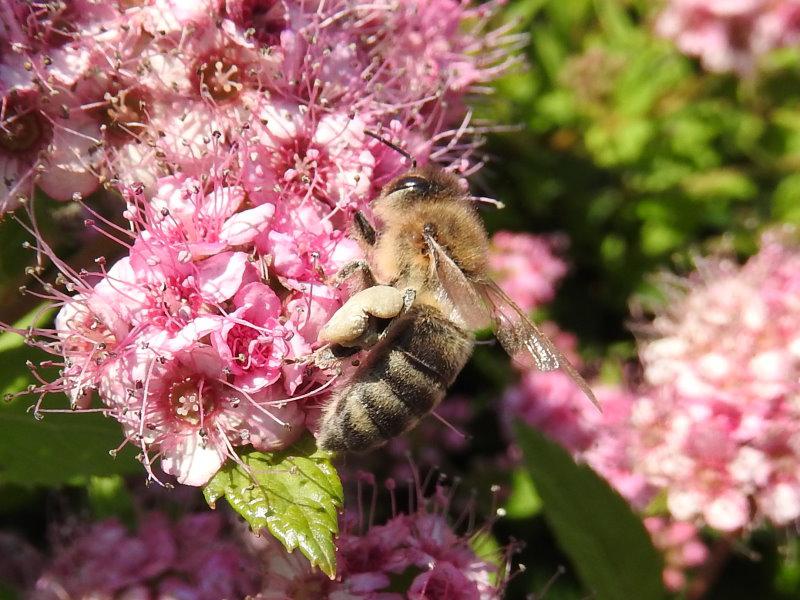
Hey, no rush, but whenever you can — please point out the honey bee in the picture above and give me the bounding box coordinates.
[315,138,598,453]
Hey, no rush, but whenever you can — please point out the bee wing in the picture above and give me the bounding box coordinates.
[477,280,600,410]
[423,232,494,331]
[423,232,599,410]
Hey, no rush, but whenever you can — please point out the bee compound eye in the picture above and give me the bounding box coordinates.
[388,175,432,196]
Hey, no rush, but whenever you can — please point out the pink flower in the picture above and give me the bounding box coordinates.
[1,0,517,211]
[633,231,800,530]
[101,345,302,486]
[253,478,508,599]
[143,175,276,259]
[408,562,481,600]
[656,0,800,74]
[488,231,568,313]
[212,282,309,393]
[644,517,709,591]
[0,1,114,210]
[32,512,260,600]
[504,368,654,509]
[581,385,655,509]
[504,370,600,453]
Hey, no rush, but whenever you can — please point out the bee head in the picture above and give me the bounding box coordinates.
[378,166,466,209]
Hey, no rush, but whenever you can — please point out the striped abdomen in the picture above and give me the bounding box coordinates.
[318,304,473,452]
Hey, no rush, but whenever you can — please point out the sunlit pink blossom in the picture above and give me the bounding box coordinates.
[1,0,517,210]
[0,1,109,209]
[2,0,519,489]
[101,345,302,486]
[656,0,800,74]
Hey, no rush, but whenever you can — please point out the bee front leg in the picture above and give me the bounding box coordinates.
[331,259,377,294]
[353,211,377,247]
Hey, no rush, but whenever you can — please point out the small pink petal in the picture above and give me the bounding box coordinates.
[220,203,276,246]
[196,252,251,302]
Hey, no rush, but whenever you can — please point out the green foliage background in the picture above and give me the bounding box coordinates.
[2,1,800,598]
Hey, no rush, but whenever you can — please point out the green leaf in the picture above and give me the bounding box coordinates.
[204,435,343,578]
[0,310,139,487]
[87,475,135,524]
[515,423,665,600]
[504,467,543,519]
[682,168,757,202]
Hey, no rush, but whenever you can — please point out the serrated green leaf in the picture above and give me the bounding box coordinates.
[204,435,343,578]
[515,423,665,600]
[0,309,139,487]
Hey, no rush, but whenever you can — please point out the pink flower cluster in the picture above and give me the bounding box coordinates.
[504,231,800,584]
[656,0,800,74]
[254,481,506,600]
[0,0,520,212]
[502,336,705,588]
[31,512,261,600]
[488,231,568,313]
[2,0,519,485]
[21,479,507,600]
[635,231,800,532]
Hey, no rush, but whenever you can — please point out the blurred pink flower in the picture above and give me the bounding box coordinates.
[644,517,709,591]
[31,512,260,600]
[634,231,800,531]
[505,232,800,534]
[656,0,800,74]
[504,364,653,509]
[488,231,568,313]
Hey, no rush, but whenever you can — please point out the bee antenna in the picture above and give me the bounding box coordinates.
[364,129,417,168]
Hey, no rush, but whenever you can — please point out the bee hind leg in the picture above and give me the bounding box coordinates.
[318,285,404,348]
[400,288,416,312]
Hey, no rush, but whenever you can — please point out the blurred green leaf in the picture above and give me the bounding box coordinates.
[543,0,591,36]
[471,530,505,586]
[0,581,19,600]
[504,467,543,519]
[515,423,665,600]
[503,0,547,23]
[641,221,684,256]
[204,435,343,578]
[682,169,757,202]
[776,537,800,595]
[532,28,570,83]
[773,173,800,223]
[87,475,135,524]
[0,308,139,487]
[594,0,635,42]
[586,118,654,167]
